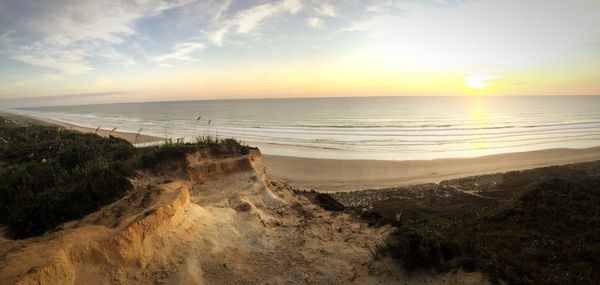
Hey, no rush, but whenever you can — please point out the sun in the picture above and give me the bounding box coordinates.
[464,74,497,89]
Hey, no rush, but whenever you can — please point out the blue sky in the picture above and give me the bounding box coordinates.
[0,0,599,105]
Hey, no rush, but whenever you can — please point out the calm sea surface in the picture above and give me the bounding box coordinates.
[11,96,600,160]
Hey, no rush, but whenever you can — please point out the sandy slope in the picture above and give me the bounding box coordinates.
[0,150,489,284]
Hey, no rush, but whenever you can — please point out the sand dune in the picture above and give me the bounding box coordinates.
[0,149,491,284]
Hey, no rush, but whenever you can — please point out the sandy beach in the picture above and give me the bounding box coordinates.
[4,111,600,192]
[263,148,600,191]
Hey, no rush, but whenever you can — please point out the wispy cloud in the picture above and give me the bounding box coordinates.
[15,46,92,75]
[97,47,137,67]
[28,0,194,46]
[235,4,281,33]
[307,17,324,29]
[314,3,336,17]
[153,42,204,62]
[208,26,231,47]
[0,31,13,47]
[211,0,232,22]
[208,0,302,47]
[367,1,392,13]
[0,0,193,74]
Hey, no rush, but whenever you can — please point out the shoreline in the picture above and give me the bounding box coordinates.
[263,147,600,191]
[0,111,163,145]
[4,110,600,192]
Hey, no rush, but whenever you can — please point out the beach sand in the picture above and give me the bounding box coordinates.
[263,148,600,192]
[5,111,600,192]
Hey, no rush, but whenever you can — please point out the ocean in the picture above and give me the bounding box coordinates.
[10,96,600,160]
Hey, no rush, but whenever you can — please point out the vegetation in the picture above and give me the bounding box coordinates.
[0,117,248,239]
[371,166,600,284]
[134,136,250,170]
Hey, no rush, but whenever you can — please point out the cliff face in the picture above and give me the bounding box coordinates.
[0,150,392,284]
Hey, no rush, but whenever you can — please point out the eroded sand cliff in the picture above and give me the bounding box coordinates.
[0,149,488,285]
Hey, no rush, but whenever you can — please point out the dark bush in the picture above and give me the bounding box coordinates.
[0,119,135,238]
[379,176,600,284]
[135,146,187,169]
[386,227,446,271]
[58,150,81,171]
[314,193,345,211]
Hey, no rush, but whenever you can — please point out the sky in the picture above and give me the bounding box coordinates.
[0,0,599,106]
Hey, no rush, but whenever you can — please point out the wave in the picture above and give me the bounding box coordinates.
[13,107,600,160]
[255,136,600,153]
[208,123,600,138]
[16,109,600,133]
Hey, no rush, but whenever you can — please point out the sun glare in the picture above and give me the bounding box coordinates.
[464,74,497,89]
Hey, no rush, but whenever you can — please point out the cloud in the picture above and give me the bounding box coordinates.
[97,47,137,67]
[211,0,232,22]
[208,25,232,47]
[14,46,92,75]
[153,42,204,62]
[235,4,281,33]
[307,17,324,29]
[0,31,13,47]
[280,0,302,14]
[207,0,302,47]
[27,0,194,46]
[0,0,193,74]
[367,1,392,13]
[339,0,600,70]
[314,3,336,17]
[235,0,302,33]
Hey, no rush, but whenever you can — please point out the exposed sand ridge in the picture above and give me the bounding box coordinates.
[0,146,492,284]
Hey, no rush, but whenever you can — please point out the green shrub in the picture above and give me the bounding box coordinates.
[0,119,134,238]
[0,117,249,238]
[134,146,188,169]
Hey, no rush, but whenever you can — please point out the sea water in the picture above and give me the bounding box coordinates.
[11,96,600,160]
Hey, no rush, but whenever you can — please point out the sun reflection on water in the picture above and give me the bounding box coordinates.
[468,97,488,150]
